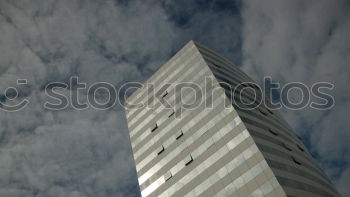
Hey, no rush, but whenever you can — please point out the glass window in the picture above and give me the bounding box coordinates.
[266,108,274,115]
[268,128,278,136]
[175,130,183,140]
[157,145,165,155]
[162,91,168,98]
[164,171,172,181]
[297,135,303,141]
[252,83,260,89]
[168,110,175,118]
[184,154,193,166]
[291,156,302,165]
[247,83,254,89]
[212,62,221,68]
[297,144,305,152]
[258,108,268,116]
[150,123,158,132]
[282,142,292,151]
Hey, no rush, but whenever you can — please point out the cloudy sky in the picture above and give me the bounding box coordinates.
[0,0,349,196]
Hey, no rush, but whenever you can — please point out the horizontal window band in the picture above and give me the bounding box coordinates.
[157,144,262,197]
[128,58,206,131]
[183,154,269,197]
[137,107,238,176]
[129,68,212,141]
[240,116,326,175]
[137,111,240,187]
[267,159,338,194]
[127,46,197,118]
[248,128,322,174]
[221,88,286,128]
[238,112,301,146]
[197,46,251,82]
[127,49,202,120]
[210,168,278,197]
[276,176,337,197]
[130,70,214,149]
[139,120,245,191]
[133,90,226,163]
[257,143,331,182]
[135,100,231,172]
[128,62,206,131]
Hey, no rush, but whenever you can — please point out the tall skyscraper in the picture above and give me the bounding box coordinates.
[124,41,340,197]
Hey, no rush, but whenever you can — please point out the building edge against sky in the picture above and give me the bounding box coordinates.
[124,40,341,197]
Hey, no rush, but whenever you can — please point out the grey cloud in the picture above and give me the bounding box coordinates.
[2,0,241,196]
[0,109,136,197]
[0,0,181,196]
[1,0,348,196]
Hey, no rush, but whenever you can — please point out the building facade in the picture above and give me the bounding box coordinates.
[124,41,340,197]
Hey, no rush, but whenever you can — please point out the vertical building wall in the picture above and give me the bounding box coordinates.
[195,42,340,197]
[125,41,340,197]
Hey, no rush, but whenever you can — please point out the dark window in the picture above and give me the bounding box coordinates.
[247,83,260,91]
[212,62,221,68]
[266,108,274,115]
[282,142,292,151]
[164,171,172,181]
[168,110,175,118]
[297,136,303,141]
[268,128,279,136]
[157,145,165,155]
[175,130,183,140]
[297,144,305,152]
[291,156,302,165]
[162,91,168,98]
[252,84,259,89]
[258,108,268,116]
[151,123,158,132]
[184,154,193,166]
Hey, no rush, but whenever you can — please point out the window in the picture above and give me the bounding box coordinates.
[268,128,278,136]
[184,154,193,166]
[162,91,168,98]
[297,144,305,152]
[297,135,303,141]
[291,156,302,165]
[258,108,268,116]
[247,83,254,89]
[164,171,172,181]
[150,123,158,132]
[168,110,175,118]
[266,108,274,115]
[252,84,259,89]
[175,130,183,140]
[156,145,165,155]
[282,142,292,151]
[213,63,221,68]
[247,83,259,90]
